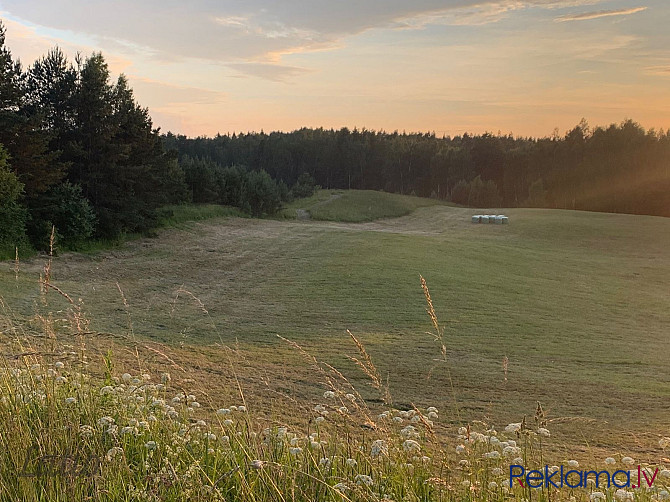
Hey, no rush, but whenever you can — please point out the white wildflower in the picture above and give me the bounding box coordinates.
[105,447,124,462]
[65,397,77,404]
[427,411,438,420]
[346,458,357,467]
[567,460,579,468]
[403,440,421,453]
[503,446,521,457]
[485,451,501,459]
[54,362,65,369]
[401,425,420,439]
[537,428,550,437]
[355,474,373,486]
[590,492,605,501]
[371,439,387,458]
[615,489,634,501]
[289,447,302,456]
[605,457,616,465]
[323,391,335,399]
[621,456,635,465]
[145,441,157,450]
[505,423,521,433]
[489,481,498,489]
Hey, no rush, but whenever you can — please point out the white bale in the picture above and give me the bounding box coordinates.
[488,214,496,223]
[480,215,489,223]
[495,215,504,224]
[471,215,481,223]
[501,216,509,224]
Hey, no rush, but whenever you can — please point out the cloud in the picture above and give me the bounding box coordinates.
[129,77,227,106]
[0,0,610,67]
[644,66,670,76]
[227,63,311,82]
[555,6,648,22]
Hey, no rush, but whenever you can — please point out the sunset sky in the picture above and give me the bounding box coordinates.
[1,0,668,138]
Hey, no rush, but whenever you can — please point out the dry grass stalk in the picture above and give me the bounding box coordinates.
[419,275,446,360]
[346,329,391,405]
[13,247,19,281]
[116,282,134,337]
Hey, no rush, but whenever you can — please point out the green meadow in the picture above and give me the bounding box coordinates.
[2,190,669,456]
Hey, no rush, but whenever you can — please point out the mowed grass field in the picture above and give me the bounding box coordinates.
[2,190,670,457]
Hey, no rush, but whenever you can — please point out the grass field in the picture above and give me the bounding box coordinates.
[1,190,669,460]
[280,189,447,221]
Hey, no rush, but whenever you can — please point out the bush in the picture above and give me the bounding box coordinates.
[450,179,470,205]
[28,182,96,251]
[244,170,282,217]
[0,146,28,250]
[292,172,316,199]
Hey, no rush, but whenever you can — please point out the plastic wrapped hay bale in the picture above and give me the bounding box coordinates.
[501,216,509,224]
[472,215,481,223]
[495,215,504,224]
[480,215,489,223]
[488,214,497,223]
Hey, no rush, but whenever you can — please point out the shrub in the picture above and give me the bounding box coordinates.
[292,172,317,199]
[28,182,97,251]
[0,146,28,250]
[244,170,282,217]
[450,179,470,205]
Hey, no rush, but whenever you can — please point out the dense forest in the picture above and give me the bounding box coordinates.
[165,120,670,218]
[1,18,669,256]
[0,22,290,255]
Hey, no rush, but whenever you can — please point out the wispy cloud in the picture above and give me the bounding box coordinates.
[227,62,311,81]
[644,66,670,77]
[555,6,647,22]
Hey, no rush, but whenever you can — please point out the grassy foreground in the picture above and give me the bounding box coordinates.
[1,190,670,499]
[1,290,670,501]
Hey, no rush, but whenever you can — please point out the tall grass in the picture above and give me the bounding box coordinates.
[0,263,668,500]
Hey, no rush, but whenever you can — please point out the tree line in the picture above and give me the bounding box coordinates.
[0,22,295,254]
[165,119,670,217]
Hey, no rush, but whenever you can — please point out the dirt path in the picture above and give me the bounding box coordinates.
[295,192,343,220]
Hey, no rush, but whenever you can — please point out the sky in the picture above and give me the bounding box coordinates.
[0,0,668,138]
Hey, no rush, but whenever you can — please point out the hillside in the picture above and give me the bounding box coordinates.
[2,192,669,458]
